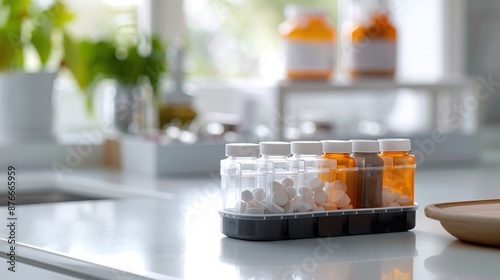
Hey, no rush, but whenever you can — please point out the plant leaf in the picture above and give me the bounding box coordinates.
[31,11,53,66]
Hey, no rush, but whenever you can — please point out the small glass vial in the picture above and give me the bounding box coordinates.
[378,139,415,207]
[321,140,357,209]
[258,141,297,214]
[220,143,267,214]
[290,141,329,212]
[350,140,384,208]
[280,5,336,80]
[343,0,397,77]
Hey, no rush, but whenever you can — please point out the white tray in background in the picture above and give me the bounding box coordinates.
[120,136,225,175]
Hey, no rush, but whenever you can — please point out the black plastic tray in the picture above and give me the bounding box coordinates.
[219,204,417,241]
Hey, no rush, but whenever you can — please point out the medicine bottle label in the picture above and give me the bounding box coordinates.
[285,40,335,72]
[350,40,395,71]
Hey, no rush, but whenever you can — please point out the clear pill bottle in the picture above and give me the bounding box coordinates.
[321,140,357,209]
[280,5,336,80]
[350,140,384,208]
[258,141,297,214]
[343,0,397,77]
[378,139,415,206]
[290,141,330,212]
[220,143,266,214]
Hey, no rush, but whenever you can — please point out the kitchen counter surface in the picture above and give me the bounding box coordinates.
[2,159,500,279]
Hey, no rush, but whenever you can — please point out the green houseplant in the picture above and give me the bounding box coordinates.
[0,0,72,143]
[63,35,167,132]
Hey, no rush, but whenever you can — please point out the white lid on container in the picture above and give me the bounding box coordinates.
[225,143,260,157]
[290,141,322,155]
[350,140,380,153]
[259,141,291,156]
[378,138,411,151]
[322,140,352,153]
[285,4,327,18]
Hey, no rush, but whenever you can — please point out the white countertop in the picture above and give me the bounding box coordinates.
[1,160,500,279]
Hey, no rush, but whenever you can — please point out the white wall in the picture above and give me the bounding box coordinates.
[466,0,500,123]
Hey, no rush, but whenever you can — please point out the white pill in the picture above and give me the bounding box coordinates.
[332,180,347,192]
[282,201,292,212]
[396,194,412,204]
[323,202,337,211]
[284,187,297,200]
[249,199,266,209]
[389,202,401,207]
[252,188,266,201]
[241,190,254,203]
[329,189,346,204]
[246,207,265,214]
[337,194,351,208]
[314,190,327,205]
[298,186,312,196]
[382,191,390,207]
[341,205,353,210]
[281,178,294,188]
[235,201,246,213]
[268,203,285,214]
[269,181,284,192]
[313,205,325,211]
[301,190,314,203]
[309,177,324,191]
[273,190,289,206]
[296,203,313,212]
[386,191,401,205]
[323,182,331,189]
[400,187,411,195]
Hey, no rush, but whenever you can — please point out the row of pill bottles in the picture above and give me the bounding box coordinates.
[220,139,414,214]
[321,139,415,209]
[220,141,331,214]
[280,2,397,80]
[345,139,415,209]
[258,141,338,214]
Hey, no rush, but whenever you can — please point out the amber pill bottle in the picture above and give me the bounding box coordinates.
[280,5,336,80]
[321,140,358,208]
[379,139,415,206]
[346,0,397,77]
[350,140,384,208]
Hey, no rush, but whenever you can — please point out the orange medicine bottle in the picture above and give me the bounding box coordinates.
[280,5,336,80]
[378,139,415,206]
[345,0,397,77]
[321,140,358,209]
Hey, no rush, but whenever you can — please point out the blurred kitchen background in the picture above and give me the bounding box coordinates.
[1,0,500,173]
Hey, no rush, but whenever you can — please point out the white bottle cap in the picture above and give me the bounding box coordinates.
[378,138,411,151]
[225,143,260,157]
[350,140,380,153]
[322,140,352,153]
[290,141,322,155]
[259,141,290,156]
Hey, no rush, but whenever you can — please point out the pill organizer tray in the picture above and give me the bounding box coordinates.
[219,204,417,241]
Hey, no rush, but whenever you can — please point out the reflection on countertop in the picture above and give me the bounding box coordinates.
[425,240,500,280]
[220,232,416,280]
